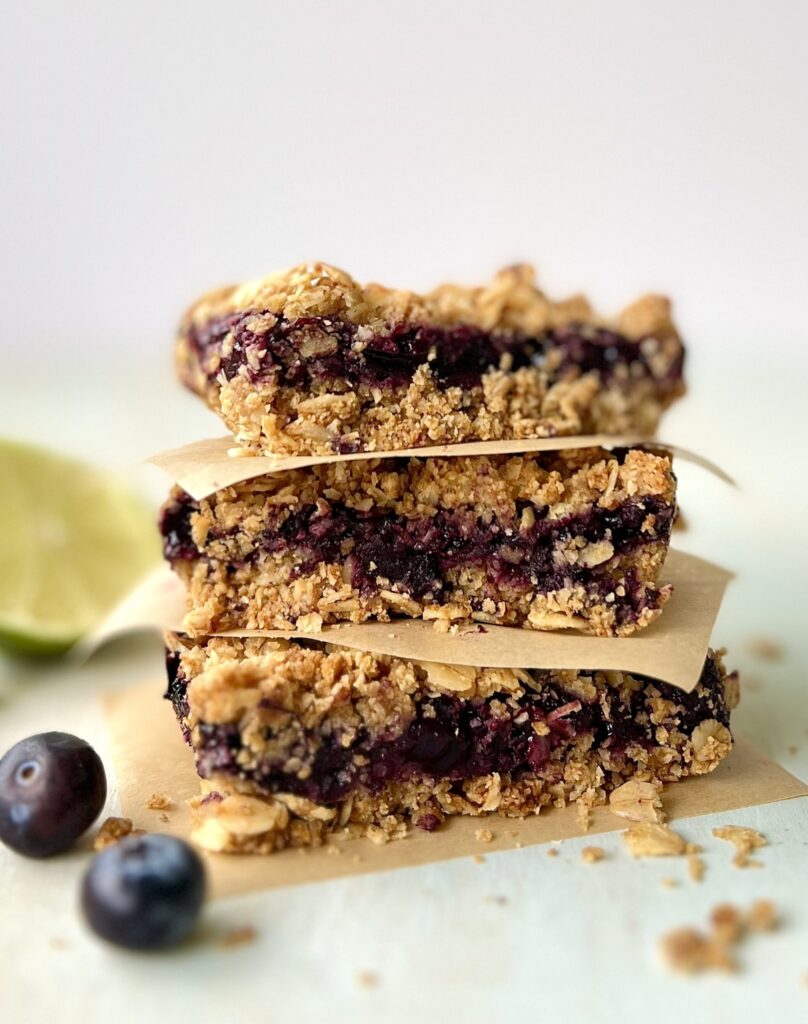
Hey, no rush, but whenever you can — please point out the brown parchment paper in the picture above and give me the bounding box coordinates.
[84,550,731,693]
[106,678,808,899]
[147,434,734,501]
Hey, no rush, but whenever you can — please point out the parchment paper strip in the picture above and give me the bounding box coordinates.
[106,678,808,900]
[147,434,734,500]
[83,549,731,693]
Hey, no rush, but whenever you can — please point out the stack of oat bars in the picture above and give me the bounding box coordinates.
[158,263,738,854]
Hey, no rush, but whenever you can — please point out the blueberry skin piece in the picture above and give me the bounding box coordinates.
[0,732,107,857]
[82,834,206,951]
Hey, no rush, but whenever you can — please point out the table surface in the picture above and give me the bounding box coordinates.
[2,362,807,1024]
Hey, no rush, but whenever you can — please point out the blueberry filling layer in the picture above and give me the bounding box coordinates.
[165,655,728,807]
[186,312,684,394]
[160,491,674,624]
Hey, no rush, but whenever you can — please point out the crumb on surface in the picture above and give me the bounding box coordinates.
[746,900,778,932]
[218,925,258,949]
[355,970,379,990]
[581,846,606,864]
[710,904,743,944]
[146,793,172,811]
[745,636,785,662]
[687,852,705,883]
[547,847,559,858]
[660,926,737,975]
[712,825,767,868]
[622,822,687,858]
[472,854,486,864]
[660,877,678,890]
[93,816,143,851]
[660,901,779,976]
[475,828,494,844]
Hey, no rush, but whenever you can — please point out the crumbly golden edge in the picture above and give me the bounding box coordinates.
[176,263,684,455]
[181,262,678,340]
[183,447,676,526]
[166,448,675,637]
[176,545,671,637]
[169,638,737,855]
[179,345,683,456]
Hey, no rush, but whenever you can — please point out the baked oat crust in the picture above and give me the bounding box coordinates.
[165,635,738,855]
[176,263,685,455]
[161,447,677,638]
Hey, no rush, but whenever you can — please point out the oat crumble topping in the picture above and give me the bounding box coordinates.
[176,262,685,456]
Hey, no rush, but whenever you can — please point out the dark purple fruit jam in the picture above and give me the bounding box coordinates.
[165,653,729,807]
[161,490,674,627]
[186,312,684,395]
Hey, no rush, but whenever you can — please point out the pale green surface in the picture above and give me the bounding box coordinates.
[0,440,160,655]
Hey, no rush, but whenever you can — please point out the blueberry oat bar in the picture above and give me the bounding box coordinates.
[160,446,676,638]
[176,263,685,455]
[164,634,738,854]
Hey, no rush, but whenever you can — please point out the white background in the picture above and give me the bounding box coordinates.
[1,2,808,1022]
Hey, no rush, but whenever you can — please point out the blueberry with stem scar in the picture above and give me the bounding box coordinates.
[0,732,107,857]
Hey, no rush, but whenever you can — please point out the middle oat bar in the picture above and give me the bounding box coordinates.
[161,445,676,638]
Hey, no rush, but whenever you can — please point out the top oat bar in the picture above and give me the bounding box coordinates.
[176,263,685,456]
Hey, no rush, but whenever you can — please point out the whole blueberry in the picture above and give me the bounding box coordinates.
[0,732,107,857]
[82,833,206,950]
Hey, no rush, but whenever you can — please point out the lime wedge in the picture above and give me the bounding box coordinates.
[0,439,160,656]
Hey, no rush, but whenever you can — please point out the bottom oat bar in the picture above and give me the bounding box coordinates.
[165,634,738,854]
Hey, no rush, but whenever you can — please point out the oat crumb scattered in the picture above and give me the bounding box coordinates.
[472,854,486,864]
[49,937,69,950]
[733,853,764,869]
[746,900,778,932]
[475,828,494,844]
[745,636,785,661]
[713,826,767,867]
[622,822,687,858]
[687,853,705,883]
[710,903,743,944]
[93,816,144,851]
[218,925,257,949]
[660,926,737,975]
[660,877,678,890]
[146,793,172,811]
[581,846,606,864]
[546,847,559,858]
[660,900,780,976]
[356,970,379,989]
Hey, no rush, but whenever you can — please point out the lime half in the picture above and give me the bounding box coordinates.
[0,439,160,656]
